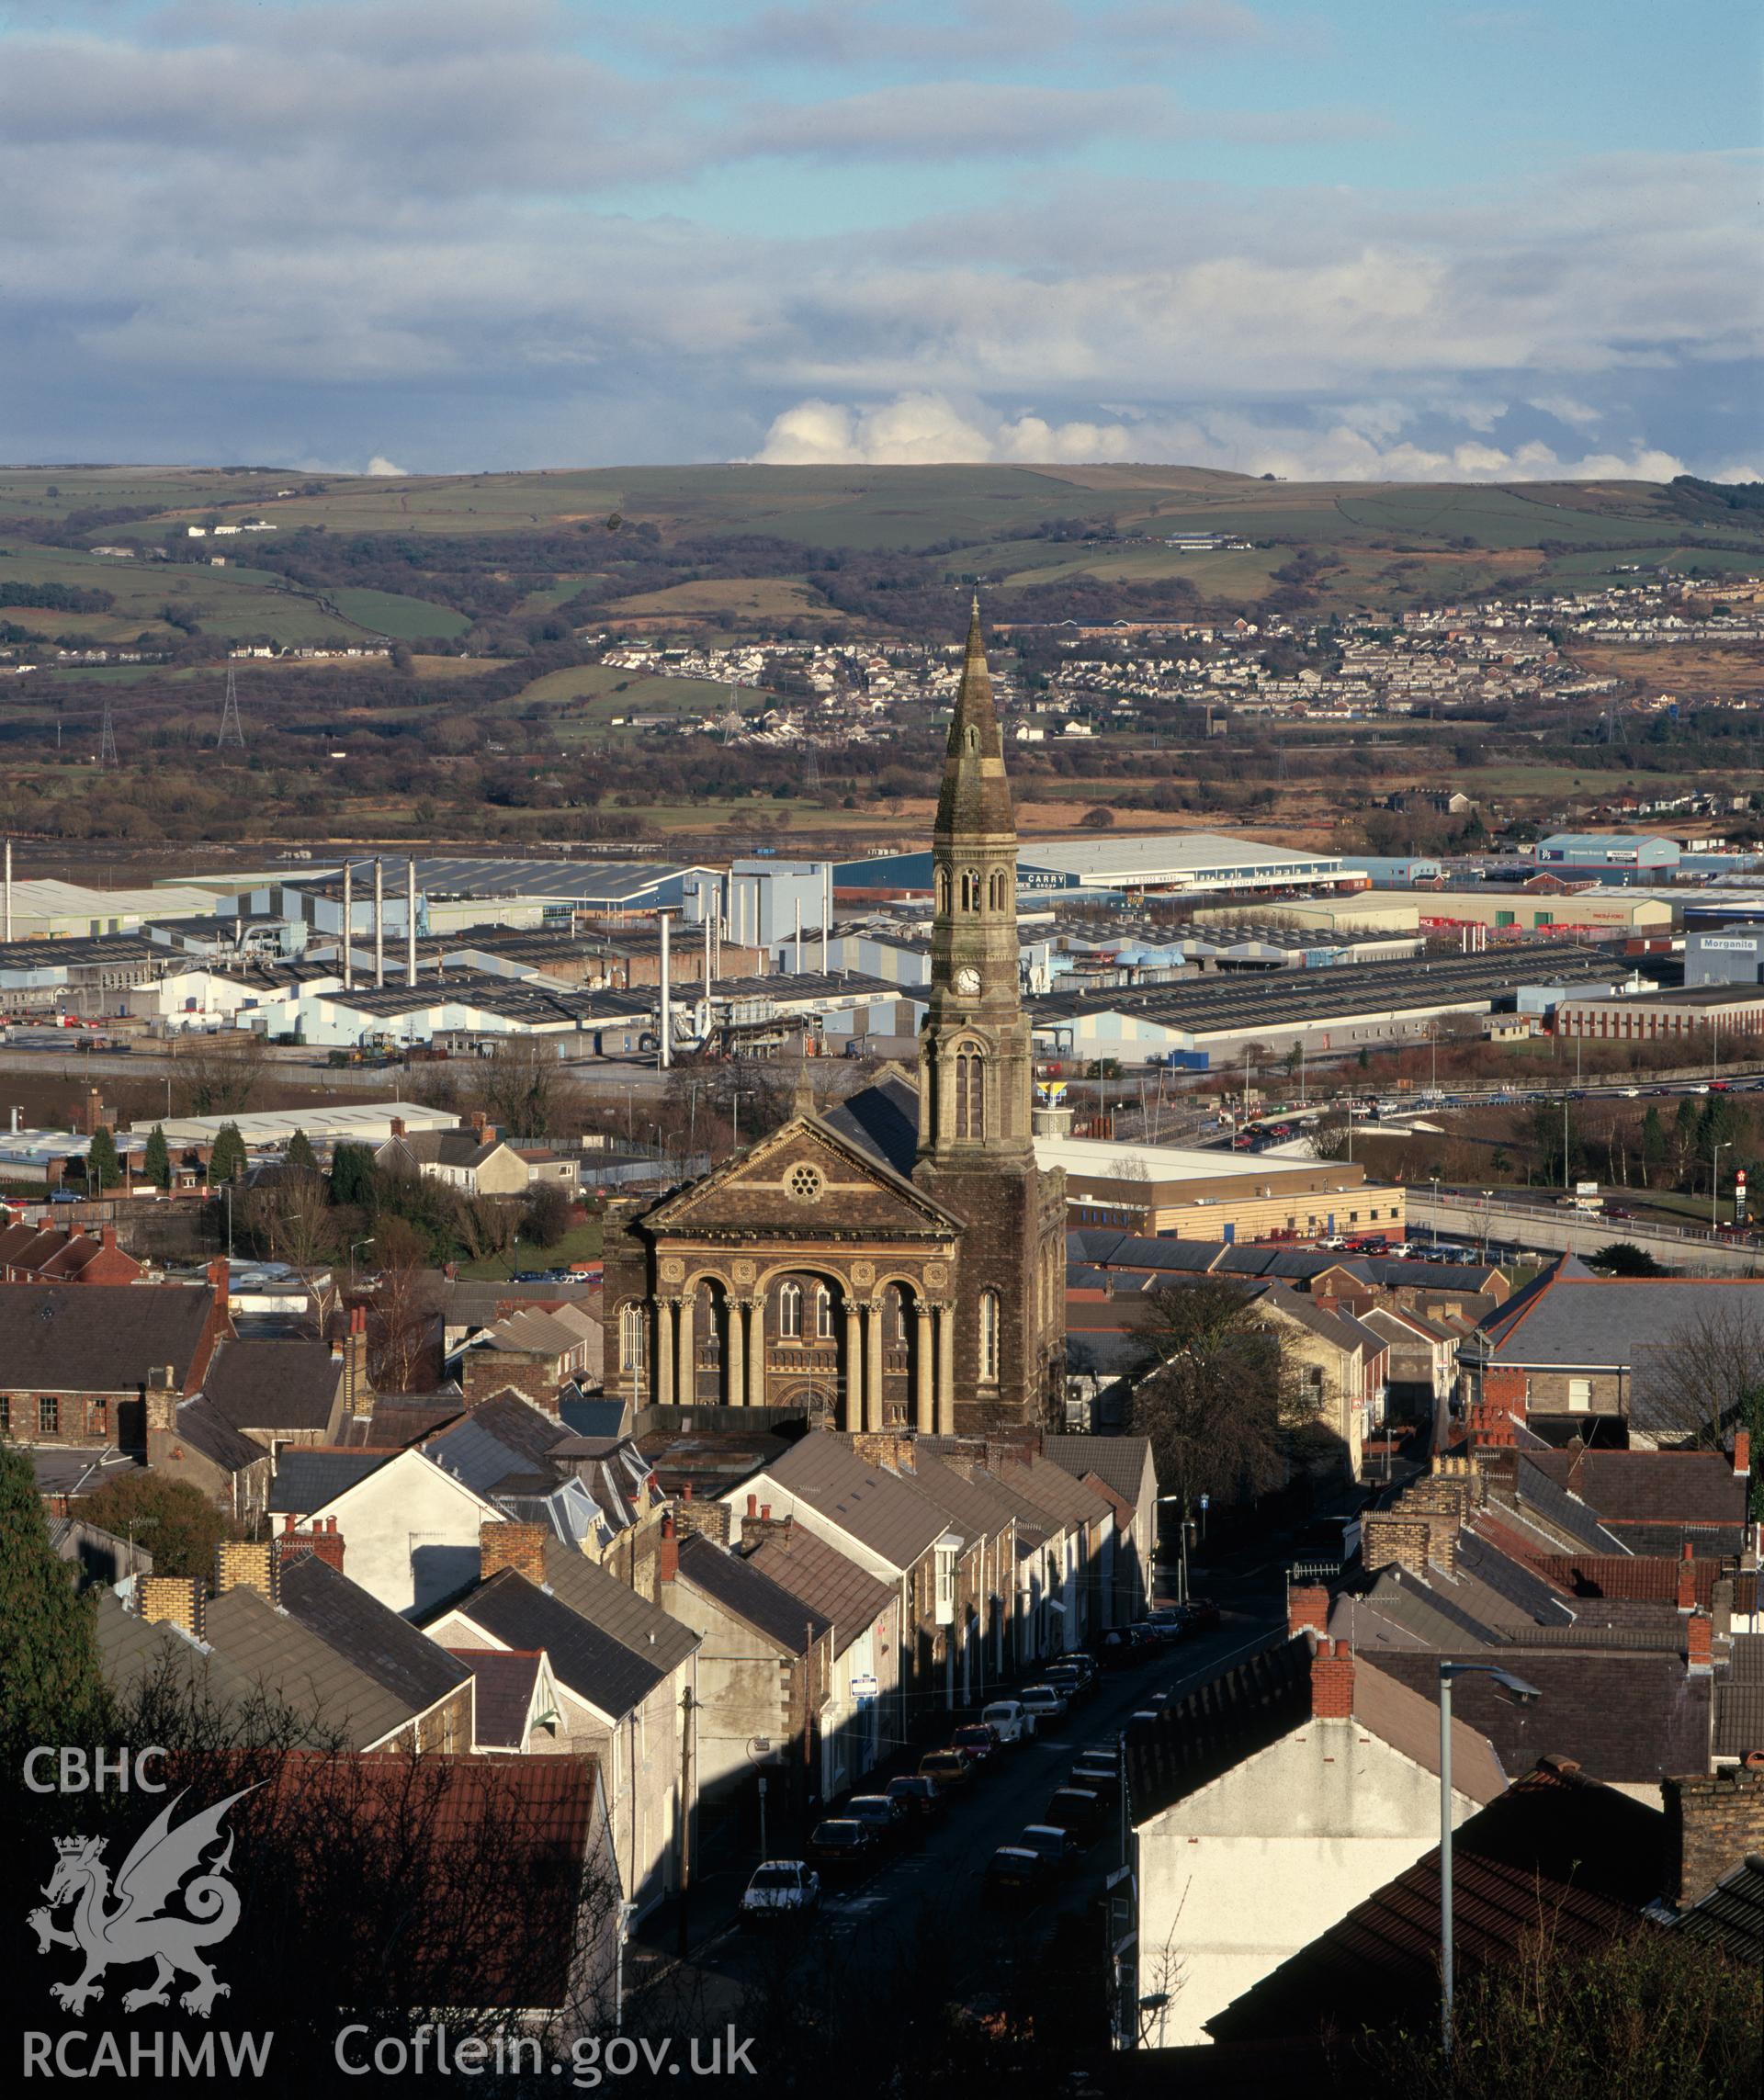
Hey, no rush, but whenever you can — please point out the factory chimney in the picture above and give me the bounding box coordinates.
[341,861,354,990]
[373,857,384,989]
[4,837,11,944]
[406,859,417,988]
[659,911,672,1070]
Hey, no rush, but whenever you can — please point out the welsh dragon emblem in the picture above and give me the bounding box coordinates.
[29,1786,258,2018]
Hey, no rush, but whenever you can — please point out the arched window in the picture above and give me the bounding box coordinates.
[989,870,1008,911]
[619,1304,646,1373]
[955,1044,986,1141]
[816,1285,833,1339]
[936,866,952,913]
[978,1290,1001,1383]
[779,1281,803,1339]
[960,868,980,911]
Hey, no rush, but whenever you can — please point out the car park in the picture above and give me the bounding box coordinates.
[1019,1683,1069,1722]
[984,1846,1054,1905]
[739,1859,821,1923]
[979,1699,1036,1744]
[844,1794,910,1847]
[1041,1787,1105,1844]
[806,1820,879,1874]
[918,1748,972,1792]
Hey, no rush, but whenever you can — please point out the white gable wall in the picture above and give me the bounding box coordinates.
[295,1451,505,1617]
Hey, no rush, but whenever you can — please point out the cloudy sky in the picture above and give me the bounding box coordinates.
[2,0,1758,480]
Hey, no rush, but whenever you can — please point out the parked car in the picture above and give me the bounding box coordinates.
[1041,1787,1105,1844]
[1145,1609,1187,1646]
[979,1699,1036,1744]
[983,1845,1054,1905]
[1017,1823,1084,1877]
[843,1794,910,1847]
[1053,1649,1100,1688]
[884,1774,947,1823]
[1181,1597,1222,1634]
[918,1748,973,1792]
[806,1819,879,1873]
[1018,1683,1069,1723]
[1069,1761,1122,1812]
[950,1723,1002,1770]
[1045,1665,1091,1707]
[739,1859,820,1923]
[1094,1628,1143,1669]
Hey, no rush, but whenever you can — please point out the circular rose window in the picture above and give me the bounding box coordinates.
[786,1164,824,1202]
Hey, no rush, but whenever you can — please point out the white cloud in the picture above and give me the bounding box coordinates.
[365,456,408,478]
[1528,393,1604,429]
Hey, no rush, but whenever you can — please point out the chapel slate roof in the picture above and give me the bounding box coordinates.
[0,1281,214,1391]
[268,1446,397,1514]
[820,1075,921,1180]
[1205,1762,1668,2043]
[675,1533,831,1654]
[450,1568,667,1722]
[743,1523,896,1657]
[277,1553,472,1714]
[202,1337,343,1431]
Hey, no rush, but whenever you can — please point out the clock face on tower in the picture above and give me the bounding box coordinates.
[954,965,982,996]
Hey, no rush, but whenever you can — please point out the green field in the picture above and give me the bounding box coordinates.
[0,539,361,646]
[509,661,734,732]
[328,586,469,639]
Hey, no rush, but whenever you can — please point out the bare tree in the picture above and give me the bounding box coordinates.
[175,1033,268,1117]
[1638,1296,1764,1451]
[1128,1279,1306,1507]
[368,1214,445,1393]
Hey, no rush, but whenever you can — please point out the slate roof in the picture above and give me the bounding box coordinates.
[1451,1530,1578,1628]
[169,1396,269,1475]
[744,1522,895,1657]
[268,1446,396,1515]
[1205,1762,1668,2043]
[448,1568,667,1722]
[1668,1852,1764,1960]
[541,1541,700,1676]
[752,1433,948,1570]
[1526,1449,1748,1530]
[203,1337,342,1431]
[199,1584,423,1749]
[277,1553,472,1715]
[344,1392,467,1449]
[1042,1434,1156,1507]
[93,1587,265,1716]
[675,1532,831,1654]
[1126,1634,1306,1828]
[0,1281,214,1391]
[1368,1648,1713,1786]
[442,1647,543,1749]
[425,1407,570,1499]
[820,1074,920,1179]
[1511,1455,1630,1553]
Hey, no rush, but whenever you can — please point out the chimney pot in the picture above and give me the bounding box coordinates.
[746,1493,759,1519]
[761,1503,772,1522]
[659,1511,679,1586]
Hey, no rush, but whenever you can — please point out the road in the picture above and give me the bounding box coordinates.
[628,1548,1287,2027]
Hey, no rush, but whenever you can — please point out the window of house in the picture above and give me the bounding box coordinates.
[935,1544,956,1626]
[1567,1377,1592,1413]
[618,1304,646,1373]
[978,1291,1001,1383]
[780,1281,803,1339]
[89,1400,107,1440]
[0,1398,9,1434]
[39,1395,60,1436]
[816,1285,833,1339]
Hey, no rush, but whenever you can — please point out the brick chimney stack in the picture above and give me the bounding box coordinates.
[1287,1585,1330,1638]
[740,1511,797,1557]
[1686,1609,1713,1675]
[1677,1542,1697,1614]
[1665,1762,1764,1907]
[214,1540,278,1602]
[658,1511,679,1585]
[1736,1428,1751,1478]
[208,1256,230,1308]
[138,1575,206,1642]
[480,1520,548,1586]
[1311,1635,1354,1720]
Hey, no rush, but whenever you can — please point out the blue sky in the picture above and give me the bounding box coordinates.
[0,0,1758,479]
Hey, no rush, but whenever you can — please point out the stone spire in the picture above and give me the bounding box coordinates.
[935,597,1015,846]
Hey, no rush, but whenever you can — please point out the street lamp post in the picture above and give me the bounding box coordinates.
[1157,1494,1193,1605]
[1480,1190,1493,1262]
[350,1236,374,1289]
[1713,1139,1730,1232]
[1439,1662,1541,2061]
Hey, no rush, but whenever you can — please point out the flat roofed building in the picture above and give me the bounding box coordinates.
[1036,1134,1404,1243]
[1554,983,1764,1041]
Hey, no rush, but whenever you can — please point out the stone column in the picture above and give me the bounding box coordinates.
[655,1299,676,1408]
[676,1293,695,1407]
[747,1291,767,1410]
[865,1299,886,1432]
[914,1302,934,1433]
[935,1301,956,1435]
[726,1298,746,1408]
[843,1298,864,1432]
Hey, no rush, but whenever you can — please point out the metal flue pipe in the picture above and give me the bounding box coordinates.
[658,912,672,1070]
[342,861,353,989]
[406,859,417,988]
[373,857,384,988]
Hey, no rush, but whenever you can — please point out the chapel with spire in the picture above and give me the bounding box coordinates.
[600,602,1066,1433]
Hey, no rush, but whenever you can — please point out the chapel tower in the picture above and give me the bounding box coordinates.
[915,601,1064,1426]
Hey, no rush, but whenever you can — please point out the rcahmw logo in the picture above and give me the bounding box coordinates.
[21,1747,275,2079]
